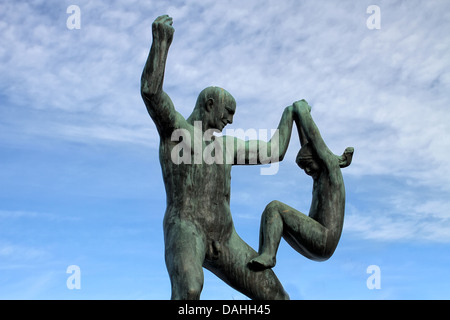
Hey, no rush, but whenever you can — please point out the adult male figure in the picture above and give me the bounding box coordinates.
[141,15,297,299]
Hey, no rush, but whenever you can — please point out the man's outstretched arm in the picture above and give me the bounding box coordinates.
[232,106,296,165]
[141,15,178,134]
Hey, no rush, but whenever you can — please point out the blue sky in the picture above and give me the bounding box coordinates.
[1,0,449,299]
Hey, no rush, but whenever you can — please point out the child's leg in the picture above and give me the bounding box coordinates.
[249,200,329,269]
[249,200,284,269]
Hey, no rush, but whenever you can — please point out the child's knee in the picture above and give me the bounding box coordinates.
[265,200,282,213]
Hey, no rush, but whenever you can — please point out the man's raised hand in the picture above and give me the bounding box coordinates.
[293,99,312,113]
[152,15,174,44]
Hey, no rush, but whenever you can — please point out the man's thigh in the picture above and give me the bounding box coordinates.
[164,220,206,299]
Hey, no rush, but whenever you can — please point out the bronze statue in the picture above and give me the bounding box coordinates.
[141,15,353,300]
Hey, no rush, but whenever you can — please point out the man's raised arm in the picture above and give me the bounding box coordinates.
[141,15,177,133]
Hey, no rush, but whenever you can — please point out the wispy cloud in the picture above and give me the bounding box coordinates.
[345,190,450,243]
[1,0,450,260]
[1,0,450,300]
[0,0,156,145]
[0,242,50,264]
[162,0,450,190]
[2,0,449,185]
[0,209,80,222]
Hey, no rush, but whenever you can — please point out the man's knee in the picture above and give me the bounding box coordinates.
[186,284,202,300]
[166,246,205,300]
[171,282,203,300]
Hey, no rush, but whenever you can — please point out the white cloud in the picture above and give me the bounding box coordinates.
[0,209,80,222]
[344,192,450,243]
[160,0,450,190]
[0,242,50,264]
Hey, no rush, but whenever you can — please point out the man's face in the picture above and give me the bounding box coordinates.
[214,102,235,132]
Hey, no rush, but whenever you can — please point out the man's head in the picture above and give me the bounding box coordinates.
[192,86,236,132]
[296,143,321,178]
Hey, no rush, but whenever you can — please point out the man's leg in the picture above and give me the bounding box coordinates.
[164,221,206,300]
[204,229,289,300]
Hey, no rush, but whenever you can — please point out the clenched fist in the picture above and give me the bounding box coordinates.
[152,15,174,45]
[293,99,312,113]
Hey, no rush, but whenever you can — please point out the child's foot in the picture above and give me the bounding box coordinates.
[249,254,276,270]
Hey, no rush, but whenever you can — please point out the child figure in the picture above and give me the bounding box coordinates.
[250,100,354,269]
